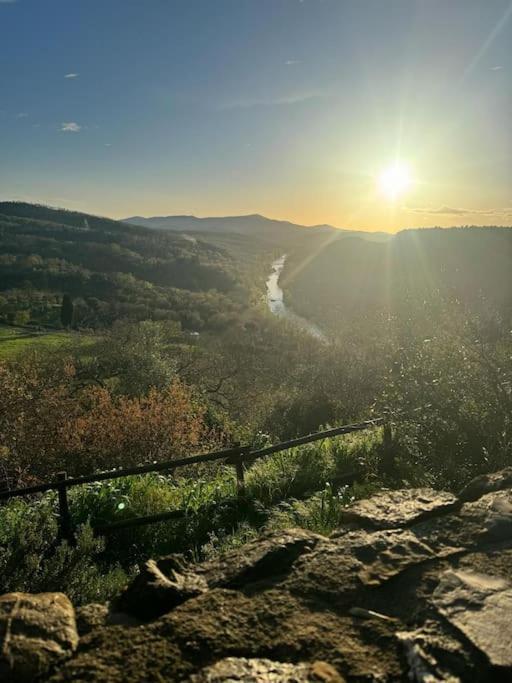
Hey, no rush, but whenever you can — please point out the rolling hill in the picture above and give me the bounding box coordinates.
[0,202,254,331]
[283,226,512,333]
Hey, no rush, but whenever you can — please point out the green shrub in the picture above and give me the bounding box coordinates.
[0,496,127,604]
[383,327,512,489]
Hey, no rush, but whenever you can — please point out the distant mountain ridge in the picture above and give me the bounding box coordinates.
[123,213,390,242]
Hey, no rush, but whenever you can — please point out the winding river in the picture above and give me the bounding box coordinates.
[266,255,326,341]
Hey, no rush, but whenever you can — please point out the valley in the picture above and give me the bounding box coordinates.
[2,3,511,679]
[0,201,511,634]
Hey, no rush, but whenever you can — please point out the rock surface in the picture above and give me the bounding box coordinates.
[75,603,140,635]
[6,471,512,681]
[189,657,345,682]
[458,467,512,502]
[116,555,208,620]
[432,569,512,669]
[340,488,458,529]
[0,592,78,682]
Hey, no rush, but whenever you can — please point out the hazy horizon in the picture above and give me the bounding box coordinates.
[4,200,512,234]
[1,0,511,231]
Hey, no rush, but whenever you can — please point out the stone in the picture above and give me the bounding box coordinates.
[154,588,404,681]
[0,592,78,682]
[50,589,404,681]
[432,570,512,670]
[189,657,345,682]
[117,529,320,621]
[340,488,458,530]
[458,467,512,502]
[116,555,208,620]
[456,547,512,584]
[412,489,512,554]
[75,603,109,635]
[396,629,461,683]
[197,527,322,589]
[285,528,443,606]
[396,619,485,683]
[75,603,141,635]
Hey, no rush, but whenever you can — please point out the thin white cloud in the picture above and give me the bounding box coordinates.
[61,121,81,133]
[16,112,28,118]
[219,90,330,110]
[490,65,504,70]
[406,205,512,217]
[104,143,112,147]
[64,73,79,79]
[0,1,18,4]
[285,60,301,65]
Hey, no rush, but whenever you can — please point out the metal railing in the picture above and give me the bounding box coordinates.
[0,417,386,542]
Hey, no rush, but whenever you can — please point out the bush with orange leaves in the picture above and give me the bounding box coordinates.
[0,355,220,487]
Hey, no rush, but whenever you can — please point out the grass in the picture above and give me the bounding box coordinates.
[0,329,70,359]
[0,328,96,359]
[0,428,386,604]
[0,327,22,338]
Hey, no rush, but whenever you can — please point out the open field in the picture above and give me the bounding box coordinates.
[0,326,77,359]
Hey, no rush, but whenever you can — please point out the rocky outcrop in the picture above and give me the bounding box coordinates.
[4,469,512,681]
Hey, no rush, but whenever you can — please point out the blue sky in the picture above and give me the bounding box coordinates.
[1,0,511,230]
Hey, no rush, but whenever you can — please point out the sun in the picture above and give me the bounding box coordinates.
[378,162,414,201]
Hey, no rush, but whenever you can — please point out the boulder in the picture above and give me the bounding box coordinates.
[0,592,78,682]
[458,467,512,502]
[340,488,458,529]
[432,570,512,670]
[154,587,404,681]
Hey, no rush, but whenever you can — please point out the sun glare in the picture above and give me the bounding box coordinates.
[378,162,413,201]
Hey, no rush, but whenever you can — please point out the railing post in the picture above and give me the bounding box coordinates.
[56,472,74,544]
[380,420,396,477]
[229,445,248,499]
[235,453,245,498]
[383,422,393,451]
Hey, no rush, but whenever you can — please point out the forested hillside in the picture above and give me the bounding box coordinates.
[0,202,263,330]
[284,226,512,335]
